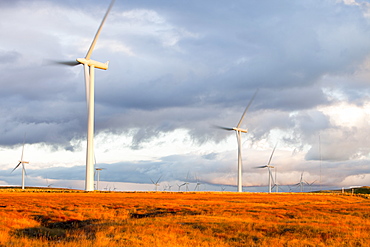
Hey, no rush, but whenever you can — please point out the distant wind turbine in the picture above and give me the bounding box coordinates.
[54,0,115,191]
[182,171,190,192]
[305,180,316,192]
[295,172,306,192]
[194,175,202,191]
[45,176,53,188]
[216,90,258,192]
[177,183,185,192]
[95,168,105,190]
[319,134,322,190]
[272,167,279,192]
[150,175,162,192]
[11,137,29,190]
[184,182,190,192]
[255,144,277,193]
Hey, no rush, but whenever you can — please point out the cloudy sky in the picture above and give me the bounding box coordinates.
[1,0,370,192]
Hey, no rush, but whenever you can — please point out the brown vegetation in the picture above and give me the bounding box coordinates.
[0,189,370,246]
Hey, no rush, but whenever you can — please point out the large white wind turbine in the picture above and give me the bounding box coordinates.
[216,90,258,192]
[255,144,277,193]
[56,1,114,191]
[11,139,29,190]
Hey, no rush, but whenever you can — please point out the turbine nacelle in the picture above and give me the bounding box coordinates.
[76,58,109,70]
[232,127,248,133]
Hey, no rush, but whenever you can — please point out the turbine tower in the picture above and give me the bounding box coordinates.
[217,90,258,192]
[255,144,277,193]
[12,140,29,190]
[56,1,114,191]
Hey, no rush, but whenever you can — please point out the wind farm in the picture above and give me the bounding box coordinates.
[2,0,370,245]
[1,0,370,194]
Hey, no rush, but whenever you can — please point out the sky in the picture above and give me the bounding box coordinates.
[1,0,370,192]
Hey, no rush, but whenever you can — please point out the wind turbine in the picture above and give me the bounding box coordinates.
[11,139,29,190]
[55,0,114,191]
[295,172,306,192]
[319,134,322,190]
[184,181,190,192]
[45,176,53,188]
[255,144,277,193]
[272,167,279,192]
[194,178,202,191]
[216,90,258,192]
[182,171,190,192]
[95,168,105,190]
[177,183,185,192]
[305,179,316,192]
[150,175,162,192]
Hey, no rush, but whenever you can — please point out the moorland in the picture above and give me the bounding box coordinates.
[0,189,370,246]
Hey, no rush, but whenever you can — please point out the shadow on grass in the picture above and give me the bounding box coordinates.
[12,215,101,241]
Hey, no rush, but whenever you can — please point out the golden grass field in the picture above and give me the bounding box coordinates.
[0,189,370,246]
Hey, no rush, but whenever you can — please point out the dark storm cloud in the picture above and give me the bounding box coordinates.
[97,0,370,116]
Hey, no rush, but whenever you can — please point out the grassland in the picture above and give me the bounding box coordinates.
[0,189,370,246]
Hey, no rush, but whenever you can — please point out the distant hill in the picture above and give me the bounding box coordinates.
[313,186,370,194]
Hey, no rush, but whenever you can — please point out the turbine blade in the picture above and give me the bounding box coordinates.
[85,0,115,60]
[267,143,278,166]
[213,125,234,131]
[84,64,90,108]
[156,175,162,184]
[52,60,80,66]
[21,145,25,162]
[23,164,28,177]
[254,165,267,169]
[11,162,22,173]
[20,133,27,161]
[236,89,258,128]
[305,180,316,186]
